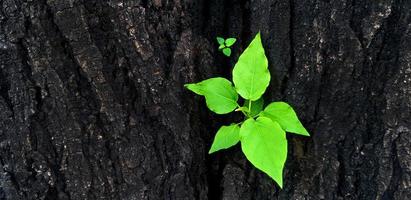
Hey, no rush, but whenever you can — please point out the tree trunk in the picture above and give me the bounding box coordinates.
[0,0,410,199]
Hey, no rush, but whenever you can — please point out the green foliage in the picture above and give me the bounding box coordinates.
[216,37,225,45]
[216,36,237,57]
[222,48,231,57]
[233,33,270,100]
[225,38,237,47]
[186,32,310,188]
[185,77,238,114]
[261,102,310,136]
[209,124,240,154]
[240,117,287,188]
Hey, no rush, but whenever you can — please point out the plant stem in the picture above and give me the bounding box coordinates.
[248,100,252,115]
[236,104,248,116]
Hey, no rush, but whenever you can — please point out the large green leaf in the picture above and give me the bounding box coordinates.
[232,32,270,101]
[185,77,238,114]
[244,97,264,117]
[261,102,309,136]
[209,124,240,154]
[240,117,287,188]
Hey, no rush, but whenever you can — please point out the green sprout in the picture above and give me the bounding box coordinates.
[216,36,237,57]
[185,32,309,188]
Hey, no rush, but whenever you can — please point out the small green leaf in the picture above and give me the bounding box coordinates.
[225,38,237,47]
[218,44,225,50]
[261,102,309,136]
[216,37,225,45]
[244,97,264,117]
[185,77,238,114]
[209,124,240,154]
[240,117,287,188]
[232,32,270,101]
[222,48,231,57]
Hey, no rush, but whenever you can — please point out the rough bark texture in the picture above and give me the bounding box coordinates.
[0,0,410,199]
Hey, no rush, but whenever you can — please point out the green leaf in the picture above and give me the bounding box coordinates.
[216,37,225,45]
[218,44,225,50]
[209,124,240,154]
[184,83,203,95]
[225,38,237,47]
[222,48,231,57]
[240,117,287,188]
[232,32,270,101]
[185,77,238,114]
[244,97,264,117]
[261,102,309,136]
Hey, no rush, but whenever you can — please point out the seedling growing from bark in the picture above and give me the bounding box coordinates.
[185,32,309,188]
[216,36,237,57]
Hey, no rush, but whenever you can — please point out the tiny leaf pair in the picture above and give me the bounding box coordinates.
[217,37,237,57]
[185,32,310,188]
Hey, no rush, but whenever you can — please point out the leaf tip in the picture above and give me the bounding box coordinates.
[294,124,310,137]
[184,83,194,90]
[278,182,283,189]
[208,149,215,154]
[302,130,310,136]
[184,83,204,95]
[273,175,283,189]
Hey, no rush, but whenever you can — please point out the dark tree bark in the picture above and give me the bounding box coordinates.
[0,0,410,199]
